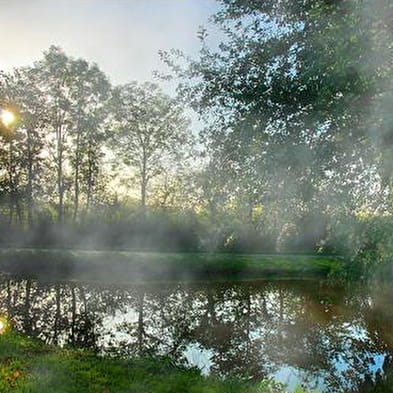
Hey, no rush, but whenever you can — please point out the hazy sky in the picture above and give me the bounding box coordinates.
[0,0,220,85]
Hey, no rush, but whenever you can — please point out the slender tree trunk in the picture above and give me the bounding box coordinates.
[80,286,87,313]
[14,282,20,307]
[86,144,94,213]
[8,139,14,225]
[71,286,76,345]
[56,122,64,223]
[140,150,148,214]
[141,178,147,211]
[137,290,145,353]
[73,102,82,223]
[207,289,217,325]
[245,287,251,355]
[53,284,61,344]
[8,199,13,226]
[26,128,34,228]
[73,126,81,223]
[279,286,284,322]
[248,197,254,224]
[15,197,23,226]
[23,280,32,335]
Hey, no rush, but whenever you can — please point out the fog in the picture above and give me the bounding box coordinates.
[1,1,393,393]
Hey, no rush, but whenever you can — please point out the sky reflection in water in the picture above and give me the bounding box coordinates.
[0,274,392,392]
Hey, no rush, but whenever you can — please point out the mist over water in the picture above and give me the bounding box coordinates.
[1,272,392,393]
[2,2,393,393]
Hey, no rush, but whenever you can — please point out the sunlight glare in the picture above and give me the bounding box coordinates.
[1,109,16,127]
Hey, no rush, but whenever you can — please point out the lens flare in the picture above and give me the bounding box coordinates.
[0,109,16,127]
[0,316,9,334]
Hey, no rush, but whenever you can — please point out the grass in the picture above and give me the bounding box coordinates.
[0,248,343,283]
[0,331,316,393]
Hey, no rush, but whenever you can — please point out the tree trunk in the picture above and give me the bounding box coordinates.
[71,286,76,345]
[53,283,61,344]
[8,139,14,226]
[73,125,81,223]
[26,128,34,228]
[23,280,32,335]
[137,290,145,353]
[14,196,23,226]
[141,178,147,211]
[86,144,94,214]
[140,150,147,214]
[73,107,82,223]
[279,286,284,322]
[56,122,64,223]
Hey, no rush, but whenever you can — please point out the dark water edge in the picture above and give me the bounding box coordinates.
[0,271,392,392]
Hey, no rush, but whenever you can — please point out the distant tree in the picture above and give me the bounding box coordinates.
[0,69,48,227]
[67,58,111,221]
[32,46,111,223]
[3,68,47,227]
[33,46,72,223]
[111,82,191,211]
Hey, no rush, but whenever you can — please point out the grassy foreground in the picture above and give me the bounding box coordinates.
[0,248,342,282]
[0,331,314,393]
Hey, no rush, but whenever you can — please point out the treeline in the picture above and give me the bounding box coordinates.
[0,46,192,220]
[0,47,199,250]
[0,46,326,253]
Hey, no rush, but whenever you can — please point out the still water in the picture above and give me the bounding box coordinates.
[0,273,392,392]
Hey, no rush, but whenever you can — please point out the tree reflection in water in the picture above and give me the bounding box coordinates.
[0,274,392,393]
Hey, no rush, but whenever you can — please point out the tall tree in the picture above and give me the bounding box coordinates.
[32,46,111,223]
[0,69,48,227]
[111,82,190,211]
[3,69,47,227]
[163,0,393,236]
[67,58,111,221]
[33,46,72,223]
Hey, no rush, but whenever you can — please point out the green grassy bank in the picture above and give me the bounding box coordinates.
[0,331,315,393]
[0,248,343,282]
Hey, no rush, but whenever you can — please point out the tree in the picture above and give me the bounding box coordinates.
[32,46,72,223]
[111,82,191,211]
[0,69,48,227]
[67,58,111,221]
[163,0,393,247]
[2,69,48,227]
[32,46,111,223]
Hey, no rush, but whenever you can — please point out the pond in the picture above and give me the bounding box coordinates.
[0,273,392,392]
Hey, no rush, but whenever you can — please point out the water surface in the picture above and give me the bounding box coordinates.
[0,273,392,392]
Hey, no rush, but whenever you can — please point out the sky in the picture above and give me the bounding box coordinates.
[0,0,220,85]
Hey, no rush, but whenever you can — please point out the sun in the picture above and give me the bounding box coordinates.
[0,318,6,334]
[1,109,16,127]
